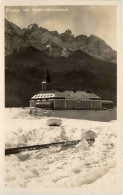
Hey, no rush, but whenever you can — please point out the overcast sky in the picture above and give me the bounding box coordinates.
[5,5,117,50]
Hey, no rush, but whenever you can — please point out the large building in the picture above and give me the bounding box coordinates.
[29,70,113,110]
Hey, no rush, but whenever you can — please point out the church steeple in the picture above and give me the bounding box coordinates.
[41,69,51,91]
[44,69,51,83]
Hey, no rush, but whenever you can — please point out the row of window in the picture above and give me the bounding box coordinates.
[66,98,89,100]
[34,94,54,98]
[33,96,89,100]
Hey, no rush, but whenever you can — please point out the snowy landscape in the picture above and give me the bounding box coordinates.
[5,108,117,189]
[4,5,119,192]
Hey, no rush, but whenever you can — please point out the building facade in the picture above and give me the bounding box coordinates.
[29,70,113,110]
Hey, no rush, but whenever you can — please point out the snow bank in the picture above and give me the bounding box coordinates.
[5,108,116,149]
[62,160,116,187]
[5,108,117,189]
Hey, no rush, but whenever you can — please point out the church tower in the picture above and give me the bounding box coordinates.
[41,69,51,91]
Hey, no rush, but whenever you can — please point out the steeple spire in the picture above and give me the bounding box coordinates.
[43,69,51,83]
[41,69,51,91]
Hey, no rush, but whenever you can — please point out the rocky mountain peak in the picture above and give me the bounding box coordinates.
[75,35,88,42]
[61,29,74,38]
[28,23,39,29]
[89,34,98,39]
[50,30,59,36]
[87,34,112,50]
[60,29,75,42]
[5,19,116,63]
[5,19,23,36]
[64,29,73,35]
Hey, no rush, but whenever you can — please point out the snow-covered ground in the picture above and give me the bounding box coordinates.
[5,108,117,190]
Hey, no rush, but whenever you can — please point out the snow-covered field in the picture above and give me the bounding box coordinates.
[5,108,117,190]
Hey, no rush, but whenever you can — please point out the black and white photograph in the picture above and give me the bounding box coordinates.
[2,1,122,193]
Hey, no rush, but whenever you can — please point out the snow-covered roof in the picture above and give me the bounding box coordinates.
[32,93,55,99]
[31,90,91,100]
[88,93,101,99]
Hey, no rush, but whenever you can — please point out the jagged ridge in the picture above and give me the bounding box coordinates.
[5,19,116,63]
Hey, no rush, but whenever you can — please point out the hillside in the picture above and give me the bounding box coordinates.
[5,47,116,107]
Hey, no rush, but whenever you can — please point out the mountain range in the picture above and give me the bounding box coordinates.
[5,19,116,63]
[5,19,117,107]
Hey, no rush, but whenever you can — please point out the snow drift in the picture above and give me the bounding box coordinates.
[5,108,117,189]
